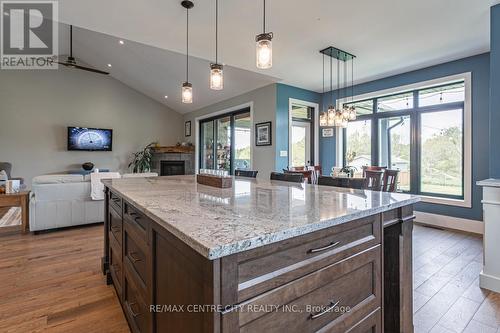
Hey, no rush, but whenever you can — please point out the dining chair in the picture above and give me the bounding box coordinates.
[317,176,364,189]
[308,165,322,184]
[382,169,400,192]
[284,170,312,184]
[362,165,387,177]
[363,170,384,191]
[270,172,304,183]
[235,169,258,178]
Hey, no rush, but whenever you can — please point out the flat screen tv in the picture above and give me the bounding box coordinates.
[67,127,113,151]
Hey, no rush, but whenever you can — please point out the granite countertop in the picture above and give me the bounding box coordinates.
[102,175,420,260]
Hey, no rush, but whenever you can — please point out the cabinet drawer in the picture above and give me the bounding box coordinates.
[344,308,381,333]
[124,221,148,294]
[109,191,122,215]
[235,215,381,302]
[109,241,123,299]
[123,272,151,333]
[124,202,150,242]
[223,246,381,333]
[109,208,122,246]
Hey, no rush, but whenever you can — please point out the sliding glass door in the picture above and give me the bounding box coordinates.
[199,108,251,174]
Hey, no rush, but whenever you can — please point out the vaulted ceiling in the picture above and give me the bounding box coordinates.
[56,0,499,113]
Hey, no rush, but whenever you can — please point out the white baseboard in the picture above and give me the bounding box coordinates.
[414,211,484,235]
[480,271,500,293]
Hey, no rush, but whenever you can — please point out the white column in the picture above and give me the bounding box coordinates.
[477,179,500,293]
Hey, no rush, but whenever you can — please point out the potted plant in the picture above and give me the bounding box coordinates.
[129,142,156,173]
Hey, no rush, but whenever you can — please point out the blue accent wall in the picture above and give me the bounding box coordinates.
[275,84,322,171]
[319,53,490,221]
[490,4,500,178]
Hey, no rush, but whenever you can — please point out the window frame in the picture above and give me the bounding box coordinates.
[338,73,472,207]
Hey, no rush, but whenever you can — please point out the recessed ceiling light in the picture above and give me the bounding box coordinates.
[164,95,168,99]
[119,40,124,45]
[107,64,112,67]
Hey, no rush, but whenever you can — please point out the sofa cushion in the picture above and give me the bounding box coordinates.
[32,174,84,184]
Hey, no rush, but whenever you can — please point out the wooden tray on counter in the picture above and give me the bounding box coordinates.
[196,174,232,188]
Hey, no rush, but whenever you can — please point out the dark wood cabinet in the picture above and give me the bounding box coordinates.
[103,187,414,333]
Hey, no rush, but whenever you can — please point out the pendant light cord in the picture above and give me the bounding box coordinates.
[330,53,333,107]
[351,58,354,102]
[215,0,218,64]
[186,6,189,82]
[322,54,325,111]
[263,0,266,33]
[70,25,73,57]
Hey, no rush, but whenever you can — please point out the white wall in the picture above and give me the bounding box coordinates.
[183,84,277,178]
[0,68,183,185]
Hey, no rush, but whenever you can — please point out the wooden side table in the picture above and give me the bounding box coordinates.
[0,190,30,233]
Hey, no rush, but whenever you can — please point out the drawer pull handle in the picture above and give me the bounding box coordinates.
[309,300,341,320]
[308,241,341,254]
[129,252,142,263]
[129,302,141,317]
[111,226,120,232]
[112,197,120,203]
[129,212,138,217]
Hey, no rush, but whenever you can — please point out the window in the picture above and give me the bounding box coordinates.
[378,116,411,191]
[342,79,467,200]
[199,108,251,174]
[345,120,372,177]
[420,109,463,197]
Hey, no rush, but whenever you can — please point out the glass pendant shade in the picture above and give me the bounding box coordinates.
[210,64,223,90]
[256,33,273,69]
[319,112,328,127]
[334,110,344,127]
[327,106,336,127]
[348,106,357,120]
[182,82,193,104]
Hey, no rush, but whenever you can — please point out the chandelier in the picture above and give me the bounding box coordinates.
[319,47,357,128]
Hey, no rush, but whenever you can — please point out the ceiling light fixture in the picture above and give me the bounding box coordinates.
[107,64,112,67]
[181,0,194,104]
[164,95,168,99]
[210,0,223,90]
[119,40,124,45]
[255,0,273,69]
[319,47,357,127]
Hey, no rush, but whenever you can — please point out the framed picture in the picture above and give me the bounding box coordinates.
[185,121,191,137]
[255,121,272,146]
[322,128,334,137]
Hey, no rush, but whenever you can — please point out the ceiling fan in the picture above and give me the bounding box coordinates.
[57,25,109,75]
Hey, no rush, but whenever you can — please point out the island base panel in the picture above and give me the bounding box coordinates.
[103,187,414,333]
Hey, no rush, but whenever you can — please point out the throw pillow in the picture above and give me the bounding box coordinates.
[0,170,7,181]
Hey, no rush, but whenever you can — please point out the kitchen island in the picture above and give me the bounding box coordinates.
[101,175,420,333]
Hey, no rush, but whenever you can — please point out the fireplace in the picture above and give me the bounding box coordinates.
[160,161,185,176]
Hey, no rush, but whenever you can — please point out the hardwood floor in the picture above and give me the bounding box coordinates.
[413,224,500,333]
[0,222,498,332]
[0,225,130,333]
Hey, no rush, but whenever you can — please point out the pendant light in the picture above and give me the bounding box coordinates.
[327,55,336,126]
[319,54,328,127]
[210,0,223,90]
[348,58,357,121]
[181,0,194,104]
[255,0,273,69]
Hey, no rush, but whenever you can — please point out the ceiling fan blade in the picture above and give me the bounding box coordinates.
[72,64,110,75]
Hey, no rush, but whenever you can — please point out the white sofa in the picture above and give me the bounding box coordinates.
[29,172,158,232]
[29,174,105,232]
